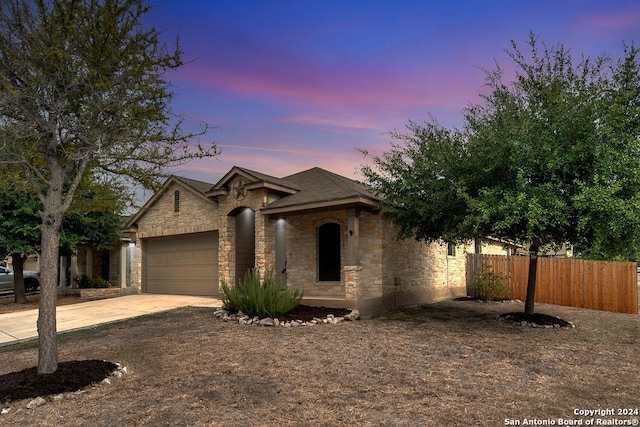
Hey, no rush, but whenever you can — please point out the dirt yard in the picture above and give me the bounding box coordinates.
[0,299,638,426]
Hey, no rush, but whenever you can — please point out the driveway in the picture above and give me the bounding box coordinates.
[0,294,221,347]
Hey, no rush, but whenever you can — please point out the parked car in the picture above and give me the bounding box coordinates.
[0,266,40,293]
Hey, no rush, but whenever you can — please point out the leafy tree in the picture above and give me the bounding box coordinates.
[361,34,640,316]
[0,0,217,373]
[60,171,126,254]
[0,175,124,303]
[0,181,41,303]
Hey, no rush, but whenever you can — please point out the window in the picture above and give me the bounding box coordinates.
[174,190,180,212]
[447,243,456,257]
[318,223,341,281]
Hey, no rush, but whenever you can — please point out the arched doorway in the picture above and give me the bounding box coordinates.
[231,207,255,284]
[318,222,341,281]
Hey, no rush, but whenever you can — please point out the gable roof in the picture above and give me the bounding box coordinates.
[125,175,215,227]
[260,167,380,214]
[207,166,301,197]
[126,166,381,227]
[172,175,215,194]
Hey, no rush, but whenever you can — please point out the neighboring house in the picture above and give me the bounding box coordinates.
[62,243,127,287]
[4,254,39,272]
[470,238,526,256]
[123,166,469,315]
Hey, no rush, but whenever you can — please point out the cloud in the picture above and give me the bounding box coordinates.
[574,5,640,35]
[171,140,371,184]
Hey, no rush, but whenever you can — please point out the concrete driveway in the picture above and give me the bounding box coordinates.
[0,294,221,347]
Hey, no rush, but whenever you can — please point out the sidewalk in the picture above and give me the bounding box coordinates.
[0,294,222,347]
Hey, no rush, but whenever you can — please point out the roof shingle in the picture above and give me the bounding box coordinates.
[263,167,380,211]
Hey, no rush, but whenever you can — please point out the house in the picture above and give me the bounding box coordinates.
[123,166,469,315]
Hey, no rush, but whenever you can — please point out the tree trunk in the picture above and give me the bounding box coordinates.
[524,237,540,315]
[37,211,63,374]
[12,253,27,304]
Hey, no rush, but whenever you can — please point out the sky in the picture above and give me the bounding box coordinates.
[144,0,640,185]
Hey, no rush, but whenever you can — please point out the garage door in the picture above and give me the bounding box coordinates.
[143,231,219,296]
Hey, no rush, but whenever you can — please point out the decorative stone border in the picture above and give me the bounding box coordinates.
[57,287,122,299]
[58,288,125,299]
[1,363,128,414]
[496,313,575,329]
[213,308,361,327]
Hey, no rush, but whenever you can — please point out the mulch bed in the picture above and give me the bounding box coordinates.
[271,305,351,322]
[0,360,117,403]
[497,311,575,328]
[455,297,575,328]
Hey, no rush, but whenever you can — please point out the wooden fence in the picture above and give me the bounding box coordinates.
[466,254,638,314]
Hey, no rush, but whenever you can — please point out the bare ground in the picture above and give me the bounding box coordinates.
[0,299,638,426]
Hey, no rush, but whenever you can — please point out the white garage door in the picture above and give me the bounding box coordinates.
[143,232,219,296]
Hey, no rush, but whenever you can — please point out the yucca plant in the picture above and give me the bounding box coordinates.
[221,268,303,317]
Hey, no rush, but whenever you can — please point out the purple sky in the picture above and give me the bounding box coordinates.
[145,0,640,184]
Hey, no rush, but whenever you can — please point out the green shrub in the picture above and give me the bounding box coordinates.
[92,277,111,288]
[470,265,509,301]
[74,274,93,289]
[73,275,111,289]
[221,268,303,317]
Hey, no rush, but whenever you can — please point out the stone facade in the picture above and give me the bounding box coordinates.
[135,184,220,240]
[123,167,473,315]
[383,235,467,311]
[58,287,123,299]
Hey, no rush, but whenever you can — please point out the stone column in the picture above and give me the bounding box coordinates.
[120,243,128,288]
[129,242,140,292]
[69,255,78,288]
[345,208,362,300]
[254,207,267,275]
[58,256,67,287]
[345,208,360,266]
[344,265,363,300]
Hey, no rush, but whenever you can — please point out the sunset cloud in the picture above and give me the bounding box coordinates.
[148,0,640,185]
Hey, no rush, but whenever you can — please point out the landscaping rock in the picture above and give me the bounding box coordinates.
[259,318,275,326]
[212,306,360,329]
[497,312,575,328]
[27,397,46,409]
[345,310,360,321]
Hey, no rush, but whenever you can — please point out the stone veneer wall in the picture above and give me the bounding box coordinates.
[382,225,467,308]
[357,211,384,298]
[215,183,272,286]
[135,184,220,240]
[128,177,469,313]
[283,209,385,300]
[131,182,221,293]
[284,210,347,297]
[58,287,123,299]
[130,178,282,293]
